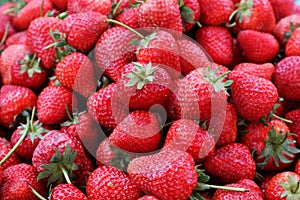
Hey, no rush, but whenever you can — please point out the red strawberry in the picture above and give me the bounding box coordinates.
[231,0,276,33]
[0,2,14,21]
[37,86,73,125]
[195,26,233,66]
[180,0,201,32]
[51,184,87,200]
[0,166,2,185]
[273,56,300,101]
[265,171,300,200]
[0,163,47,200]
[68,0,111,16]
[5,31,27,46]
[269,0,295,21]
[61,12,108,52]
[0,85,37,129]
[237,30,279,63]
[96,139,114,166]
[213,179,264,200]
[127,150,198,200]
[203,143,256,184]
[0,16,15,41]
[50,0,67,11]
[109,110,161,153]
[286,28,300,56]
[229,38,245,69]
[0,138,20,170]
[87,165,142,200]
[137,0,183,33]
[115,8,139,29]
[163,119,215,163]
[295,158,300,175]
[285,108,300,145]
[233,62,274,80]
[198,0,234,25]
[138,196,159,200]
[116,62,172,110]
[228,70,278,121]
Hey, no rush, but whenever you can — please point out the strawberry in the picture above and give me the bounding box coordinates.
[0,138,20,170]
[109,110,161,153]
[231,0,276,33]
[228,70,278,121]
[198,0,234,25]
[116,62,172,110]
[0,166,2,185]
[179,0,201,32]
[5,31,27,46]
[0,84,37,129]
[241,119,299,171]
[96,139,114,166]
[56,52,96,98]
[0,2,14,21]
[265,171,300,200]
[163,119,215,163]
[273,56,300,101]
[114,0,137,13]
[138,196,159,200]
[296,159,300,175]
[0,16,15,41]
[195,26,233,66]
[285,108,300,145]
[233,62,274,80]
[50,0,67,11]
[0,163,47,200]
[286,28,300,56]
[87,165,142,200]
[127,150,198,200]
[61,12,108,52]
[137,0,183,33]
[229,38,245,69]
[203,143,256,184]
[269,0,295,21]
[37,86,73,125]
[213,179,264,200]
[51,184,87,200]
[237,30,279,63]
[68,0,112,16]
[115,8,139,29]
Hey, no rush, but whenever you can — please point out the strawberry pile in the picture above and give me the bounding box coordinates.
[0,0,300,199]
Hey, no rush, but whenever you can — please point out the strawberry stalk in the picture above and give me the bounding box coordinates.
[112,0,124,16]
[0,24,9,46]
[40,0,44,17]
[28,185,47,200]
[272,114,293,124]
[105,19,144,38]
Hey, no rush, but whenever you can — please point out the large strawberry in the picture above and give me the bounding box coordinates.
[68,0,111,16]
[51,184,87,200]
[286,108,300,145]
[273,56,300,101]
[286,27,300,56]
[228,70,278,121]
[269,0,295,21]
[233,62,274,80]
[87,165,142,200]
[0,138,20,170]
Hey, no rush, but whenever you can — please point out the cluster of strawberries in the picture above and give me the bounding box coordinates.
[0,0,300,199]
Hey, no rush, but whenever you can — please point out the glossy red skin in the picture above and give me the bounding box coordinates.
[37,86,73,125]
[138,196,159,200]
[137,0,182,33]
[51,184,87,200]
[259,173,276,197]
[115,8,139,29]
[50,0,67,11]
[234,63,274,80]
[164,119,215,163]
[237,30,279,63]
[0,166,2,186]
[295,159,300,175]
[0,16,15,40]
[61,12,108,52]
[12,0,53,31]
[229,38,245,70]
[265,172,300,200]
[0,164,47,200]
[182,0,200,32]
[196,26,233,66]
[203,143,256,184]
[229,71,278,121]
[0,85,37,128]
[127,150,198,200]
[286,108,300,145]
[96,139,113,166]
[68,0,111,16]
[286,28,300,57]
[0,138,20,170]
[213,179,264,200]
[5,31,27,46]
[273,56,300,101]
[198,0,233,25]
[87,165,142,200]
[269,0,294,21]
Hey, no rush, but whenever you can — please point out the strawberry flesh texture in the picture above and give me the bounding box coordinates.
[51,184,87,200]
[68,0,112,16]
[233,62,274,80]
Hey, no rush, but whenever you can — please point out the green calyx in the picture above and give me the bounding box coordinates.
[257,127,300,169]
[18,54,43,78]
[130,31,158,53]
[60,106,79,127]
[126,62,157,90]
[229,0,254,24]
[260,103,293,126]
[280,175,300,200]
[284,22,300,43]
[3,0,26,17]
[109,144,132,171]
[37,144,79,186]
[179,0,195,25]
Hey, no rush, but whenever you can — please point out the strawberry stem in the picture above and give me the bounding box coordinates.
[105,19,144,38]
[0,24,9,46]
[60,166,72,184]
[112,0,124,16]
[202,184,249,192]
[273,114,293,124]
[57,11,68,19]
[39,0,44,17]
[28,184,47,200]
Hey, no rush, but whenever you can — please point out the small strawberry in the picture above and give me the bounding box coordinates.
[68,0,112,16]
[286,27,300,56]
[228,70,278,121]
[237,30,279,63]
[50,0,67,11]
[269,0,295,21]
[51,184,87,200]
[5,31,27,46]
[285,108,300,145]
[87,165,143,200]
[233,62,274,80]
[195,26,233,66]
[273,56,300,101]
[265,171,300,200]
[179,0,201,32]
[115,8,139,29]
[0,138,20,170]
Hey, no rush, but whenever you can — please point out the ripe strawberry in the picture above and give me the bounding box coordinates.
[0,166,2,185]
[116,62,172,110]
[0,138,20,170]
[163,119,215,163]
[198,0,234,25]
[233,62,274,80]
[203,143,256,184]
[237,30,279,63]
[231,0,276,33]
[228,70,278,121]
[0,85,37,129]
[213,179,264,200]
[0,16,15,41]
[5,31,27,46]
[109,110,161,153]
[269,0,295,21]
[138,196,159,200]
[68,0,111,16]
[51,184,87,200]
[0,163,47,200]
[179,0,201,32]
[273,56,300,101]
[115,8,139,29]
[61,12,108,52]
[195,26,233,66]
[96,139,114,166]
[286,28,300,56]
[265,171,300,200]
[50,0,67,11]
[137,0,183,33]
[127,150,198,200]
[87,165,142,200]
[37,86,73,125]
[229,38,245,69]
[285,108,300,145]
